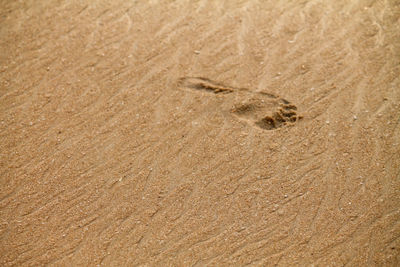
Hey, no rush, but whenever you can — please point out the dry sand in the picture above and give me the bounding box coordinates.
[1,0,400,266]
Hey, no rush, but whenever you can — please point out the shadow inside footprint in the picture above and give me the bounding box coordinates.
[178,77,234,94]
[255,116,276,130]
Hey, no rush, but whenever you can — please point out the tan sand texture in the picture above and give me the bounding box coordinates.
[1,0,400,266]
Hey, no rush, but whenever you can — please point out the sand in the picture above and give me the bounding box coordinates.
[1,0,400,266]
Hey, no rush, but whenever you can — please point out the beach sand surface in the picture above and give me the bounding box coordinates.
[1,0,400,266]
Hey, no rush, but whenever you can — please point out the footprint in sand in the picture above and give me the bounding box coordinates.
[178,77,302,130]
